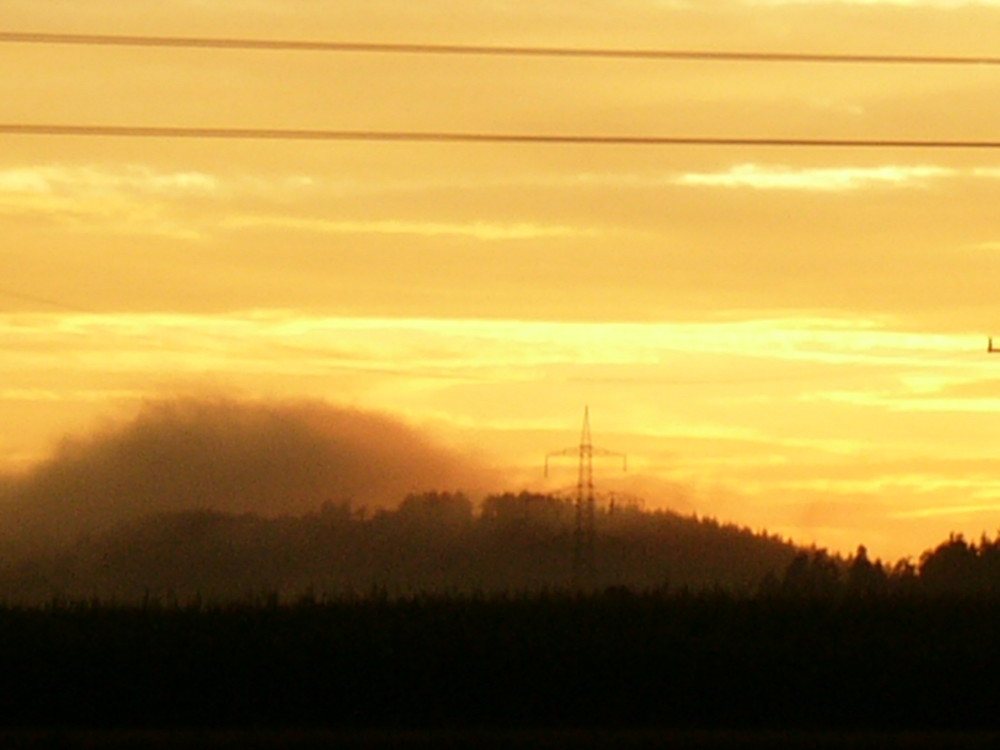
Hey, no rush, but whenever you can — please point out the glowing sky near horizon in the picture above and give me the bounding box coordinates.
[3,0,1000,560]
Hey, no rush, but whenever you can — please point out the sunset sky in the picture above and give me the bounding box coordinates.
[4,0,1000,561]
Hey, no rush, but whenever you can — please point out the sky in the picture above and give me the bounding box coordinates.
[3,0,1000,561]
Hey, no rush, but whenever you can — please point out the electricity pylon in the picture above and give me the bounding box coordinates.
[545,407,626,589]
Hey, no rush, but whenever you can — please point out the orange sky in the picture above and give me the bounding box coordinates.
[3,0,1000,561]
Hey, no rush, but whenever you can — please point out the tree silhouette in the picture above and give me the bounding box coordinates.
[846,545,888,599]
[781,549,841,598]
[918,532,1000,596]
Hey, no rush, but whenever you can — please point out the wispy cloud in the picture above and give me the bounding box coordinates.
[0,164,224,240]
[806,387,1000,414]
[222,215,595,241]
[891,503,1000,520]
[746,0,1000,6]
[676,164,955,191]
[0,164,605,242]
[0,165,219,197]
[0,311,977,399]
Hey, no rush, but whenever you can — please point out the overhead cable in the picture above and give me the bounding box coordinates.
[2,31,1000,66]
[4,124,1000,148]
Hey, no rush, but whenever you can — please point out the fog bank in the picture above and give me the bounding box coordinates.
[0,397,490,549]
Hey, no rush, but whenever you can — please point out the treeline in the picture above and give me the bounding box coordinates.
[4,489,1000,604]
[766,534,1000,600]
[0,491,797,603]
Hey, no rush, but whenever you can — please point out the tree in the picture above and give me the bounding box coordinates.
[397,491,473,529]
[781,549,842,598]
[846,545,887,598]
[919,534,980,595]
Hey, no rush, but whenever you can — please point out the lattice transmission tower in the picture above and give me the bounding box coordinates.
[545,407,626,589]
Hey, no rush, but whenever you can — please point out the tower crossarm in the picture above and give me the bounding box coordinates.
[544,445,626,475]
[544,445,582,477]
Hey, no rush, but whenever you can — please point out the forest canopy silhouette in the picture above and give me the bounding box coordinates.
[2,396,1000,603]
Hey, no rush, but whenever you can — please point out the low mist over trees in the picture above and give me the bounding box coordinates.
[0,397,493,551]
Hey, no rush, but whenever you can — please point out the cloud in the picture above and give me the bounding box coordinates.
[222,215,593,241]
[676,164,954,191]
[0,397,493,550]
[890,503,1000,520]
[0,165,219,198]
[0,165,219,240]
[0,165,600,243]
[745,0,1000,5]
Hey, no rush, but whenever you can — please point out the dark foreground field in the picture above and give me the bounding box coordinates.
[2,729,1000,749]
[1,592,998,736]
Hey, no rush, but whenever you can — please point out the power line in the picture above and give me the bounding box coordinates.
[4,124,1000,149]
[3,31,1000,66]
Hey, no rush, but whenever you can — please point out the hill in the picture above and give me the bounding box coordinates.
[0,491,799,603]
